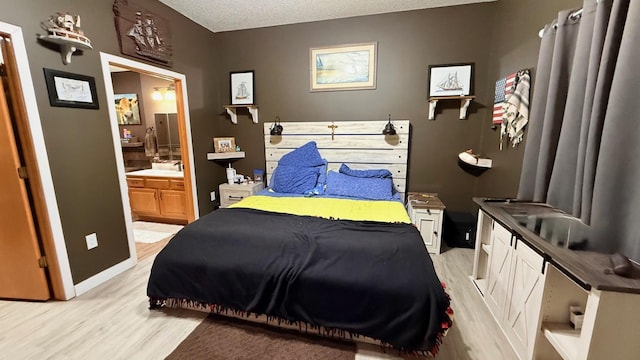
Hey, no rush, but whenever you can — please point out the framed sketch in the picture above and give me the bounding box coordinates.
[230,71,254,105]
[43,68,99,109]
[310,42,377,92]
[428,63,474,97]
[114,93,141,125]
[214,137,236,153]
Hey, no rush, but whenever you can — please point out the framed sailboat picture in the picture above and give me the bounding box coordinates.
[428,63,474,97]
[310,42,377,92]
[230,70,255,105]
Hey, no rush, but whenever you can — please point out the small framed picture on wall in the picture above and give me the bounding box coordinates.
[214,137,236,153]
[230,71,254,105]
[428,63,474,97]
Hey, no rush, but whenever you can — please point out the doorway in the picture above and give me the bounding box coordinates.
[0,22,73,300]
[99,53,199,263]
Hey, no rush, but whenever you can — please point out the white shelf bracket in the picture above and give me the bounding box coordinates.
[247,106,259,124]
[428,96,474,120]
[428,99,439,120]
[224,106,259,124]
[225,107,239,124]
[460,98,473,120]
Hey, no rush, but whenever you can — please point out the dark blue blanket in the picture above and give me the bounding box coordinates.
[147,208,450,351]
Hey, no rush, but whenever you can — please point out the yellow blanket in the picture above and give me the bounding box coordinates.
[229,195,411,224]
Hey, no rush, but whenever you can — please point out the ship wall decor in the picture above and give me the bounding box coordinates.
[428,63,474,97]
[113,0,173,67]
[38,12,92,65]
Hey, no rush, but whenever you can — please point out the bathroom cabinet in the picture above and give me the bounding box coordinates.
[126,175,187,224]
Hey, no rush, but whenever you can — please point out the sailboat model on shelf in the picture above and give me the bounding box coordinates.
[39,12,92,64]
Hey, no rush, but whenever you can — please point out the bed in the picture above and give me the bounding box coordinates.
[147,120,452,355]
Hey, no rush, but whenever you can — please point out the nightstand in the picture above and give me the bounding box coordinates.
[219,182,264,208]
[406,193,446,254]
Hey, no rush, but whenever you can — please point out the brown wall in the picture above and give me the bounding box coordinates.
[1,0,582,285]
[112,71,146,141]
[1,0,219,284]
[213,4,497,213]
[213,0,582,214]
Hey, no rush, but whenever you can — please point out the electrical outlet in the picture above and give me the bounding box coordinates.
[85,233,98,250]
[210,191,216,202]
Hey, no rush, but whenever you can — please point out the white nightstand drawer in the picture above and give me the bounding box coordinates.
[219,182,264,208]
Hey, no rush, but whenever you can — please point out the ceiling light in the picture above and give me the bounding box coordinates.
[151,87,163,101]
[164,84,176,101]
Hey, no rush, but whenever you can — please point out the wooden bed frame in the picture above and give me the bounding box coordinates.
[263,120,410,199]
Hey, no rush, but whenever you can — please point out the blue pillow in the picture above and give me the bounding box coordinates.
[339,163,393,178]
[270,165,320,194]
[325,171,394,200]
[313,160,328,193]
[278,141,325,167]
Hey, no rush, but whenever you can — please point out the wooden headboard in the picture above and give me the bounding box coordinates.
[263,120,410,198]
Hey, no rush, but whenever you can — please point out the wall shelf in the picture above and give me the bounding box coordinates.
[207,151,245,161]
[428,95,475,120]
[223,105,258,124]
[38,34,92,65]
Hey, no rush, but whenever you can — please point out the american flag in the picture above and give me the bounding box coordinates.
[493,73,517,124]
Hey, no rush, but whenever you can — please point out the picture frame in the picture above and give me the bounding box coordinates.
[428,63,474,97]
[310,42,377,92]
[230,71,255,105]
[43,68,99,109]
[214,137,236,153]
[114,93,141,125]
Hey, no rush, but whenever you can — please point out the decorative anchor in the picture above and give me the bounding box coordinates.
[328,122,338,140]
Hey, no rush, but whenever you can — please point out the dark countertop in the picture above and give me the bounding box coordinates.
[474,197,640,294]
[407,192,446,210]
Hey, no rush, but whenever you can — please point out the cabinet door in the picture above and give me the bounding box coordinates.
[414,210,442,254]
[128,188,160,216]
[503,240,545,360]
[159,189,187,219]
[485,222,513,320]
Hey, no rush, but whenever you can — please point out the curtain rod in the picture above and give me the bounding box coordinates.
[538,0,598,38]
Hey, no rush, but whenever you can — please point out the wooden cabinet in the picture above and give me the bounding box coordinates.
[219,182,264,208]
[484,221,514,319]
[126,176,187,223]
[472,207,640,360]
[472,211,545,359]
[406,193,445,254]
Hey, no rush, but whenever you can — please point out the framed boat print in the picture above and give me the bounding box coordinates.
[43,68,99,109]
[310,42,377,92]
[230,70,254,105]
[428,63,474,97]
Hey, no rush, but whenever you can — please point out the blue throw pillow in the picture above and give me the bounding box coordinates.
[339,163,393,178]
[278,141,325,167]
[325,171,394,200]
[270,165,319,194]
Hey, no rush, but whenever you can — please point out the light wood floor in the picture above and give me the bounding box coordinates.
[0,244,516,359]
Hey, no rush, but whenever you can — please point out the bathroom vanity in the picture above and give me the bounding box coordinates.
[471,198,640,360]
[126,169,187,224]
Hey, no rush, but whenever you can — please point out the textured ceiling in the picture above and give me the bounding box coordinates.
[159,0,496,33]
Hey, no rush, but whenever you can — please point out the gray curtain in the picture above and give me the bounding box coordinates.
[518,0,640,260]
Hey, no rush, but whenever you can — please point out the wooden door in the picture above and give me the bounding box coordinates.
[485,222,513,320]
[415,210,441,253]
[159,189,187,219]
[504,240,545,360]
[0,76,50,300]
[128,188,160,216]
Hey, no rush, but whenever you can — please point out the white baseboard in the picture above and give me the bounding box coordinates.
[74,257,137,297]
